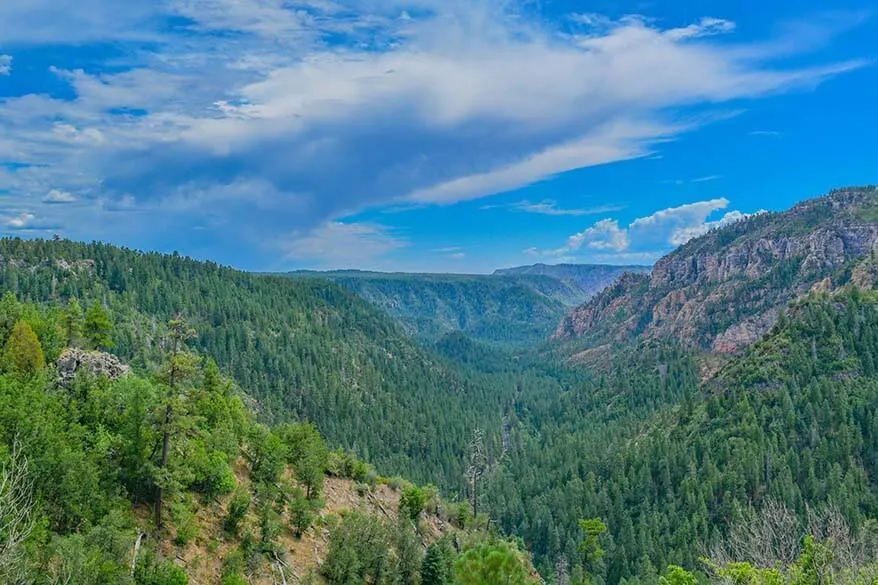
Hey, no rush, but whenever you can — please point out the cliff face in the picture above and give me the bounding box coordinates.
[556,187,878,353]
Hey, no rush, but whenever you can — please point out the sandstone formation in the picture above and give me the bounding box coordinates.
[556,186,878,353]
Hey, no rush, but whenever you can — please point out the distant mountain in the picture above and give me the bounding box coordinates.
[494,262,650,291]
[288,264,646,346]
[557,186,878,353]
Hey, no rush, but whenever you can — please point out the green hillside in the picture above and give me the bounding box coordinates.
[0,238,516,490]
[0,292,537,585]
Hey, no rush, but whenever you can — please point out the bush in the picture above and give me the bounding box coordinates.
[224,489,251,535]
[170,498,199,546]
[135,559,189,585]
[400,486,427,521]
[289,487,317,537]
[192,449,236,497]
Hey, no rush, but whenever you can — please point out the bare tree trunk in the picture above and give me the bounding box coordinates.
[130,532,145,576]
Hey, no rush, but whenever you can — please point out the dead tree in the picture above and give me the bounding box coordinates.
[465,429,488,519]
[0,442,36,583]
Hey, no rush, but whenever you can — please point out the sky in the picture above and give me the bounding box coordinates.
[0,0,876,273]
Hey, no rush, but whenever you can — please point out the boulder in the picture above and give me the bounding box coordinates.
[56,348,130,386]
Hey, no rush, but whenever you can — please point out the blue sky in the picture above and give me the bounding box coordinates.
[0,0,875,273]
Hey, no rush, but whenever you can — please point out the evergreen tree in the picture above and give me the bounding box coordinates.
[84,300,113,350]
[454,540,536,585]
[2,320,45,375]
[422,538,455,585]
[155,316,197,529]
[63,297,84,347]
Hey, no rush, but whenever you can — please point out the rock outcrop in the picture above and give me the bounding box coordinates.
[56,348,130,386]
[556,186,878,353]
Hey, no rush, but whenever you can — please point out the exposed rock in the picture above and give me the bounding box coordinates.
[556,186,878,353]
[711,310,780,354]
[56,348,130,386]
[811,277,833,294]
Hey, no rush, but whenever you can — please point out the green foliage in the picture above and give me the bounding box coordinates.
[257,494,283,550]
[660,566,699,585]
[578,518,607,572]
[5,236,878,585]
[422,537,455,585]
[63,297,85,347]
[453,539,536,585]
[170,498,199,546]
[400,485,427,521]
[84,300,113,350]
[279,422,328,499]
[134,555,190,585]
[0,238,535,489]
[247,425,287,485]
[0,292,22,341]
[322,511,393,585]
[288,487,317,537]
[225,488,251,536]
[2,319,45,374]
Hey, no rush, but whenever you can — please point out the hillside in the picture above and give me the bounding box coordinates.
[486,287,878,580]
[0,293,538,585]
[556,186,878,353]
[0,238,516,490]
[287,264,643,346]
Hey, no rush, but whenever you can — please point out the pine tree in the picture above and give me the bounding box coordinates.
[155,315,197,529]
[3,320,45,375]
[83,300,113,350]
[62,297,84,347]
[422,538,454,585]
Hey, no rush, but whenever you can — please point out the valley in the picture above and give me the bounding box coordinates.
[2,187,878,584]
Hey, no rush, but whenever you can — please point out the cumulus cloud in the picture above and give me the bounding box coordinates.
[533,198,762,263]
[0,1,867,265]
[567,219,630,252]
[0,55,11,75]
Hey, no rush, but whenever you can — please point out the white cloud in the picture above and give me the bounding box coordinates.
[0,2,867,263]
[43,189,78,204]
[532,198,762,262]
[664,17,736,41]
[3,212,36,229]
[484,199,627,217]
[282,221,407,268]
[0,55,11,75]
[749,130,783,137]
[567,219,630,252]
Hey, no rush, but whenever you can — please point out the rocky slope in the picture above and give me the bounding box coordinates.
[556,186,878,353]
